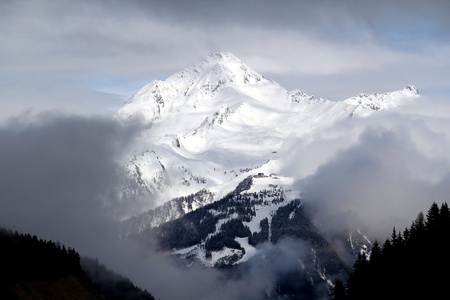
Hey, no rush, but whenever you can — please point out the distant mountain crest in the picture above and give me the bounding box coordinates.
[345,85,420,116]
[288,89,327,103]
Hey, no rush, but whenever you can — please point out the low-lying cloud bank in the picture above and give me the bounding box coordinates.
[285,98,450,242]
[0,113,318,299]
[0,113,136,251]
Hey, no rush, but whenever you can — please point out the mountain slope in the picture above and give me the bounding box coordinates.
[128,174,350,298]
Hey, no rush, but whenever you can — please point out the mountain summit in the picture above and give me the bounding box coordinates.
[344,85,419,117]
[116,51,270,123]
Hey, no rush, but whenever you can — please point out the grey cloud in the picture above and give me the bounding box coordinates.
[0,74,125,121]
[125,0,450,41]
[289,110,450,242]
[0,112,216,298]
[0,112,310,299]
[0,113,141,251]
[0,112,167,294]
[2,1,449,73]
[121,238,317,300]
[0,111,332,299]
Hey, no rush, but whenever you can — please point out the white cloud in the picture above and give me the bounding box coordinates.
[278,100,450,241]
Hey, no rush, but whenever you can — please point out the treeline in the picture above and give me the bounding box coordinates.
[0,227,155,300]
[0,228,84,283]
[134,187,285,252]
[81,257,155,300]
[333,202,450,300]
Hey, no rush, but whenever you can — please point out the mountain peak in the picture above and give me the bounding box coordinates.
[205,51,242,63]
[403,85,419,96]
[115,52,270,123]
[189,51,265,85]
[344,85,420,117]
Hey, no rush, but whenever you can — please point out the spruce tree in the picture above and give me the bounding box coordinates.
[332,279,346,300]
[346,253,369,300]
[426,202,440,232]
[341,202,450,300]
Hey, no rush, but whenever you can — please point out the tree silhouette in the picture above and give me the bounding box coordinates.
[338,202,450,300]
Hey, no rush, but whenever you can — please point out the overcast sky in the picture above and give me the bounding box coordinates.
[1,0,450,120]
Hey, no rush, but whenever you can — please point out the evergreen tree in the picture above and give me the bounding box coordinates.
[426,202,440,232]
[410,211,425,241]
[402,227,410,243]
[346,253,369,300]
[340,202,450,300]
[332,279,346,300]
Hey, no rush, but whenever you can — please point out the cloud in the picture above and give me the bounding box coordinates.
[0,74,125,122]
[0,112,338,300]
[118,238,320,300]
[0,112,188,297]
[283,100,450,241]
[4,0,444,75]
[0,112,313,299]
[197,238,313,300]
[0,113,143,250]
[1,99,449,299]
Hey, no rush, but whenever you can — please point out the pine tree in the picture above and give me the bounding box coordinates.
[426,202,440,232]
[369,241,381,266]
[342,202,450,300]
[332,279,346,300]
[402,227,410,243]
[439,202,450,235]
[346,253,369,300]
[411,211,425,239]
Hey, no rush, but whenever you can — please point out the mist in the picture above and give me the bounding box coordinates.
[282,98,450,243]
[1,96,450,300]
[0,113,135,251]
[0,112,218,299]
[0,112,325,299]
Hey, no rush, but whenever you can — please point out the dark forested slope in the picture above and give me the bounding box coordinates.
[334,202,450,300]
[0,228,154,300]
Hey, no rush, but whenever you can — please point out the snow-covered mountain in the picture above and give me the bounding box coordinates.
[114,51,418,296]
[344,85,419,117]
[115,51,419,219]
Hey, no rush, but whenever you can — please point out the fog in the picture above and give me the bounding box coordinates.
[1,97,450,298]
[0,113,223,299]
[0,113,322,299]
[283,98,450,242]
[0,113,135,251]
